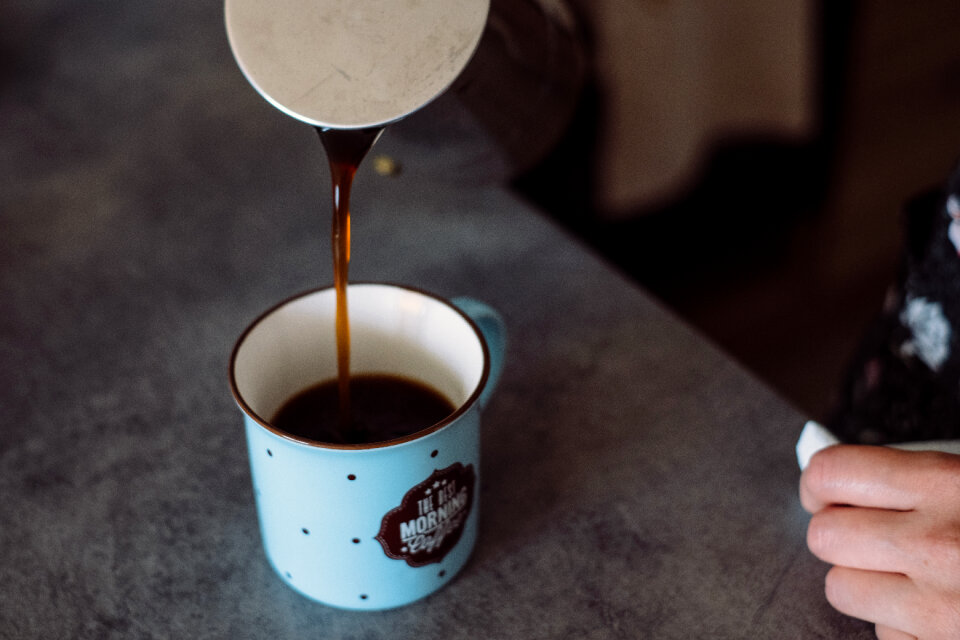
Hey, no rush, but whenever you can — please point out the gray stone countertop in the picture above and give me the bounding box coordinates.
[0,2,873,638]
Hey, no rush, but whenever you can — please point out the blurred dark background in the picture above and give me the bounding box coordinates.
[512,0,960,420]
[5,0,959,424]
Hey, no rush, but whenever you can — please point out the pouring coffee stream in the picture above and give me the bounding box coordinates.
[316,126,383,435]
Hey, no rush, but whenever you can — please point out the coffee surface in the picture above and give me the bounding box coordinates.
[271,374,456,445]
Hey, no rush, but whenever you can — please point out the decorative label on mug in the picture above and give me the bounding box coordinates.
[376,462,476,567]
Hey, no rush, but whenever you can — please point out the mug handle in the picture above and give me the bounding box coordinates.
[452,297,506,410]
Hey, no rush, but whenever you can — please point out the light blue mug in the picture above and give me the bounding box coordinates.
[229,283,505,610]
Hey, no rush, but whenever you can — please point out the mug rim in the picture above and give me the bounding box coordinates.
[228,282,492,451]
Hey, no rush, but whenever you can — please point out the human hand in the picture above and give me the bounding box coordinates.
[800,444,960,639]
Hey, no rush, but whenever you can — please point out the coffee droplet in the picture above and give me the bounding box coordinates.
[372,155,400,177]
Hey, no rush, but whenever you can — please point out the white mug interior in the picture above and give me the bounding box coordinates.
[231,283,488,445]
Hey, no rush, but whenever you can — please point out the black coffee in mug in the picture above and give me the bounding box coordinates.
[271,373,456,445]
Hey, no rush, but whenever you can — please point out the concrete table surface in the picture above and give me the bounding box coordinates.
[0,2,873,638]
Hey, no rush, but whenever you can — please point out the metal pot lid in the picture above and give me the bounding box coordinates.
[225,0,490,129]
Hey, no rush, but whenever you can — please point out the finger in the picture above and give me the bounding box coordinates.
[799,465,843,514]
[799,468,819,513]
[875,624,916,640]
[801,445,957,512]
[824,566,918,636]
[807,506,912,575]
